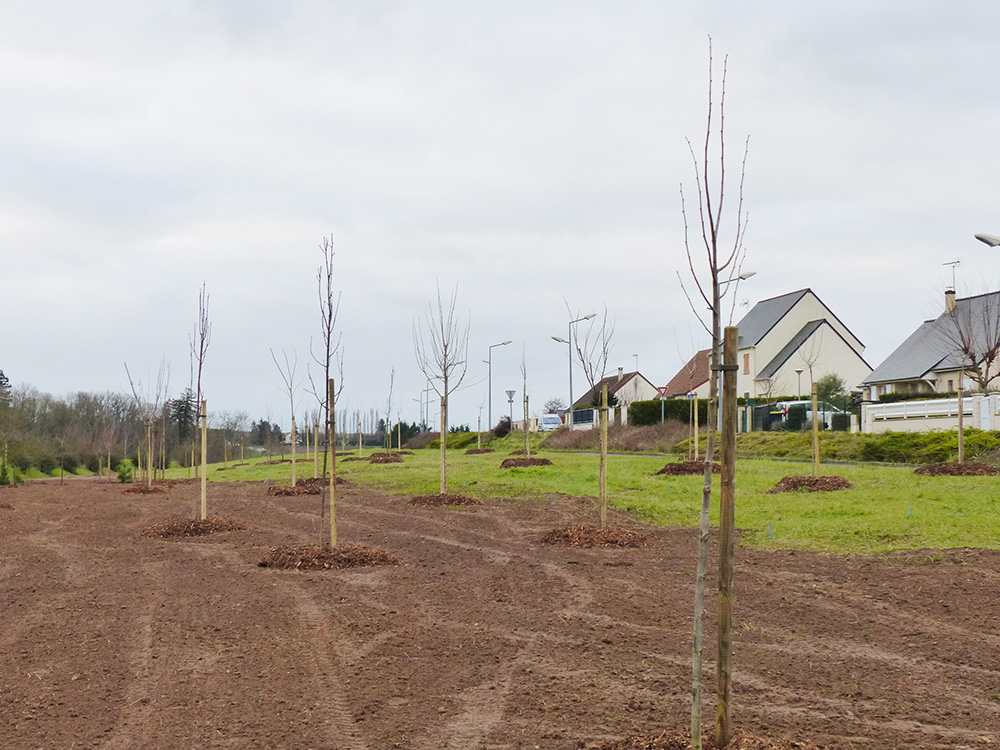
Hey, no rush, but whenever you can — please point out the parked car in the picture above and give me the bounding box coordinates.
[538,413,564,432]
[770,400,843,430]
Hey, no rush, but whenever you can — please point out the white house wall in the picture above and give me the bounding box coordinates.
[749,292,864,379]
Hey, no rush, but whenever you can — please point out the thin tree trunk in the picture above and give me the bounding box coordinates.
[290,416,297,487]
[693,295,721,750]
[958,383,965,463]
[329,380,337,547]
[812,382,820,478]
[524,394,531,456]
[440,395,448,495]
[200,400,207,520]
[599,383,608,529]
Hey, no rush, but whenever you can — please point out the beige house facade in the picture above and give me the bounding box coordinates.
[734,289,872,398]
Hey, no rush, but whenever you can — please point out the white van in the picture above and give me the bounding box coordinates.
[538,413,564,432]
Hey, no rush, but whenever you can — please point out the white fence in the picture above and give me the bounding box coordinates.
[862,395,1000,433]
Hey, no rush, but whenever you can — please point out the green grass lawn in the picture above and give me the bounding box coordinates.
[165,448,1000,555]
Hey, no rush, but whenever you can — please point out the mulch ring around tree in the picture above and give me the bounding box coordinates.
[341,456,370,463]
[655,460,719,476]
[369,452,404,464]
[914,461,1000,476]
[508,449,538,456]
[123,483,170,495]
[767,475,854,493]
[409,493,483,507]
[141,516,246,538]
[257,544,401,570]
[216,462,249,471]
[500,457,553,469]
[465,448,495,455]
[590,729,825,750]
[541,525,648,548]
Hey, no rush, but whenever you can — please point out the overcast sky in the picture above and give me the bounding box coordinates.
[4,1,1000,431]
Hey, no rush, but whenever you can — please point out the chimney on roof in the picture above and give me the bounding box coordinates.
[945,289,956,314]
[617,367,624,382]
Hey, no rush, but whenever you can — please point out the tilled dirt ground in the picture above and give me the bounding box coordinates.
[2,477,999,749]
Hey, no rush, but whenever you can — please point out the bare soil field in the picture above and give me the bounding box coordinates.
[1,477,999,749]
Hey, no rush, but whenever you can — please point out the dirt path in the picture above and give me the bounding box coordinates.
[1,478,998,749]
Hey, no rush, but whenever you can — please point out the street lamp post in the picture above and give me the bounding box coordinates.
[486,340,512,431]
[551,313,595,431]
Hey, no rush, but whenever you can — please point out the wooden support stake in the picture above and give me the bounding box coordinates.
[716,326,738,747]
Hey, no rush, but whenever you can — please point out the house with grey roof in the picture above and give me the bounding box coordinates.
[861,289,1000,400]
[664,289,871,400]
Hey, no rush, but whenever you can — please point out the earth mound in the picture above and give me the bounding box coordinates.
[141,516,246,538]
[767,475,853,493]
[914,461,999,476]
[465,448,495,455]
[123,483,169,495]
[655,461,719,476]
[409,493,483,507]
[258,544,401,570]
[508,449,537,456]
[591,729,825,749]
[369,452,404,464]
[501,457,553,469]
[541,525,647,548]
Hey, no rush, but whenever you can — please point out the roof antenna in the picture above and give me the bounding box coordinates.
[943,259,960,291]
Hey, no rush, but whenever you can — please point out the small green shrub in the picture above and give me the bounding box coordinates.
[0,462,8,486]
[117,459,134,484]
[61,454,79,473]
[38,455,57,474]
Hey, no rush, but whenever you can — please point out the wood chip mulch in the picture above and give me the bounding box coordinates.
[141,516,246,538]
[508,449,537,456]
[123,483,170,494]
[266,484,319,496]
[257,459,292,465]
[655,461,720,476]
[500,457,554,469]
[341,456,370,462]
[767,475,854,493]
[541,525,648,548]
[369,453,404,464]
[914,461,1000,476]
[590,730,825,750]
[0,503,13,510]
[409,493,483,507]
[257,544,401,570]
[465,448,495,455]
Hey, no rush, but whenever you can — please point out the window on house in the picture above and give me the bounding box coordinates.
[742,353,749,374]
[947,379,954,392]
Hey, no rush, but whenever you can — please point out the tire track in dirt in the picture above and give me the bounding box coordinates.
[274,575,370,750]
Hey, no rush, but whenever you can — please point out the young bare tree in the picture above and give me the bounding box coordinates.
[308,235,344,479]
[677,39,750,749]
[520,348,530,455]
[271,348,301,487]
[941,291,1000,392]
[190,283,211,478]
[385,369,395,451]
[413,283,469,495]
[124,358,170,491]
[571,306,615,528]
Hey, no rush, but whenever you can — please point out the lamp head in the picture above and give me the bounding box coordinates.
[975,233,1000,247]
